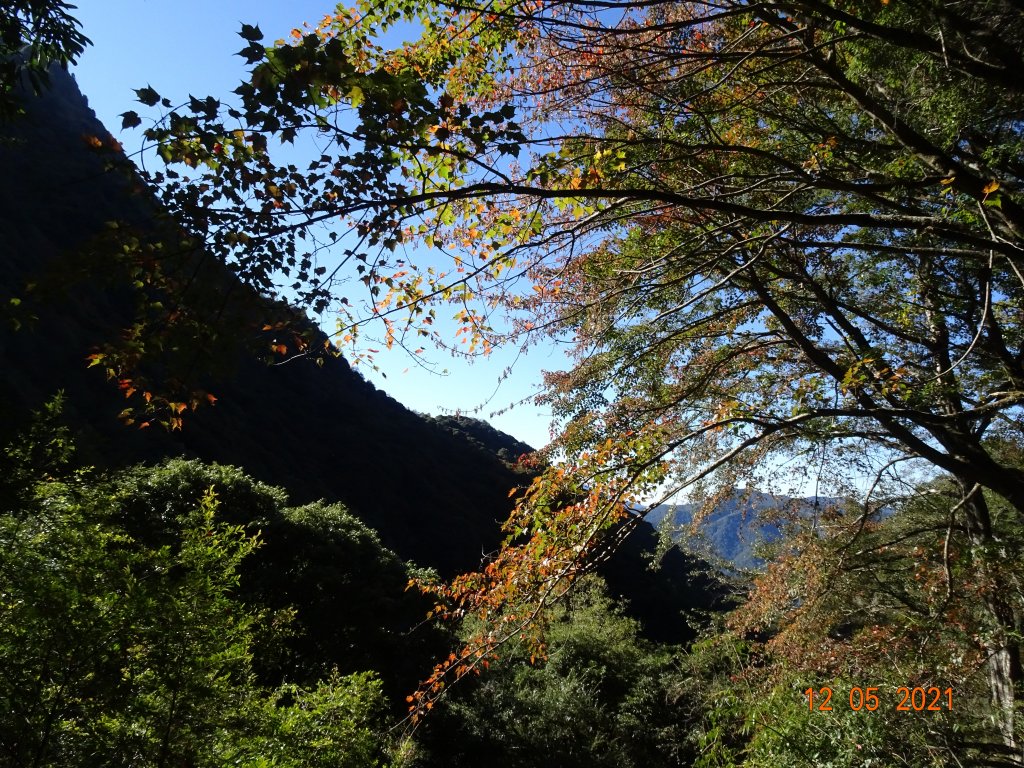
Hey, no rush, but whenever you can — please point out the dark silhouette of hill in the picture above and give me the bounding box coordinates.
[0,66,521,575]
[0,66,724,636]
[429,415,535,467]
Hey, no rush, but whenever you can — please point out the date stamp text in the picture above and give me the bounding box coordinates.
[804,686,953,712]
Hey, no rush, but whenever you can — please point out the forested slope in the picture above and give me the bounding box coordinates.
[0,66,521,575]
[6,0,1024,763]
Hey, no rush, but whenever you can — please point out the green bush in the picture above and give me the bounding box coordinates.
[0,412,394,767]
[420,575,691,768]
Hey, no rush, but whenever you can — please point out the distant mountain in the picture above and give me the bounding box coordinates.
[648,490,843,570]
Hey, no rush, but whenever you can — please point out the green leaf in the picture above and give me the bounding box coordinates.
[237,42,265,64]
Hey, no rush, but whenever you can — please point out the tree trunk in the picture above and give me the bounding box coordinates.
[962,490,1023,762]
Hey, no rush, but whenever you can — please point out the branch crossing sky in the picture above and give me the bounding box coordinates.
[71,0,560,450]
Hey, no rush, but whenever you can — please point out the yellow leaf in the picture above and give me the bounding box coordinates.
[982,180,1000,195]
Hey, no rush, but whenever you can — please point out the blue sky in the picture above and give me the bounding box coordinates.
[70,0,561,450]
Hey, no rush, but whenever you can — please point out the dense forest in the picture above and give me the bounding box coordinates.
[3,1,1024,766]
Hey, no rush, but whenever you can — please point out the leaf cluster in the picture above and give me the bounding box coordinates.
[0,0,90,119]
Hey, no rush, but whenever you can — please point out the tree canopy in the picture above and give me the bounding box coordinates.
[0,405,395,768]
[122,0,1024,746]
[11,0,1024,760]
[128,0,1024,511]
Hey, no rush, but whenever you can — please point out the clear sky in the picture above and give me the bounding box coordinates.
[70,0,562,450]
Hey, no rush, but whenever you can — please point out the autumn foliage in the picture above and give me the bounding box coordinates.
[9,0,1024,762]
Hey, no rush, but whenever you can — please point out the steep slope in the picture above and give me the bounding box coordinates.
[0,66,523,575]
[429,415,535,467]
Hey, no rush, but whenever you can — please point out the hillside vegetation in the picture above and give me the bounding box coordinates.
[4,1,1024,765]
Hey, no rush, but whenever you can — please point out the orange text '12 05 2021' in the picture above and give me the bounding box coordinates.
[804,686,953,712]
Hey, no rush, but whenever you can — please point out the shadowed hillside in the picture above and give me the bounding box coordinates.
[0,66,724,637]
